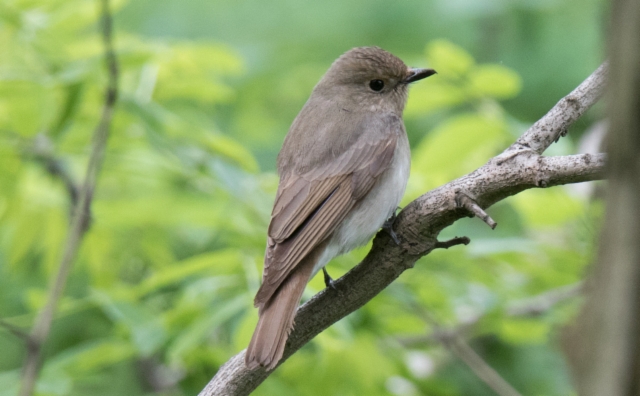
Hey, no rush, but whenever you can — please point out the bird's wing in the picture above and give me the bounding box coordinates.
[254,131,398,307]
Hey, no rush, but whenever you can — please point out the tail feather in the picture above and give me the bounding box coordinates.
[245,243,324,370]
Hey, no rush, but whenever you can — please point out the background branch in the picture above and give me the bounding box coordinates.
[442,336,523,396]
[18,1,119,395]
[199,63,608,396]
[399,282,584,347]
[395,283,583,395]
[31,134,82,218]
[406,301,523,396]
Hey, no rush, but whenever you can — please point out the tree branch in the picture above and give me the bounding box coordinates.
[407,303,523,396]
[0,319,30,341]
[510,62,608,154]
[31,134,82,218]
[199,63,608,396]
[18,1,119,395]
[442,336,523,396]
[398,282,585,347]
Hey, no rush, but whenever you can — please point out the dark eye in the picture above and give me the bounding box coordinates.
[369,79,384,91]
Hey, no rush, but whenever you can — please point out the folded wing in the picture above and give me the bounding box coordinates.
[254,131,398,308]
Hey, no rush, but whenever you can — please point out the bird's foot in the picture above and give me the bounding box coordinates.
[322,267,338,291]
[382,209,401,245]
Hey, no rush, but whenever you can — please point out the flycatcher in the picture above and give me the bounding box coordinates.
[245,47,435,370]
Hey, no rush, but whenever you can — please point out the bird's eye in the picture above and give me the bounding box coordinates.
[369,79,384,91]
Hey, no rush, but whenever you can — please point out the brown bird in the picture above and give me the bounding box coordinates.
[245,47,435,370]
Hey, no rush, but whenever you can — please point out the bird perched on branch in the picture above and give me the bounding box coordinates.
[246,47,436,370]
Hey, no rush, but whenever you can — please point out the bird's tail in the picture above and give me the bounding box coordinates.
[245,246,322,370]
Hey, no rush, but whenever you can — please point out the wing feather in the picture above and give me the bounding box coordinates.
[255,115,403,307]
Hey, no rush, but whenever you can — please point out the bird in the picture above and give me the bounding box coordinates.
[245,46,435,370]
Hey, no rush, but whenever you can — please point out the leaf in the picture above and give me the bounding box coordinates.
[405,80,467,116]
[407,112,509,198]
[44,339,135,374]
[135,250,243,297]
[425,39,475,78]
[0,371,19,396]
[37,365,72,396]
[469,64,522,99]
[166,294,247,365]
[93,294,168,356]
[49,82,85,139]
[154,42,243,103]
[201,133,259,173]
[500,319,550,344]
[510,188,585,227]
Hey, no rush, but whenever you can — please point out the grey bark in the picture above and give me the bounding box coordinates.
[200,63,608,396]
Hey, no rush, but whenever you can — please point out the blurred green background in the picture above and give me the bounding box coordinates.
[0,0,606,395]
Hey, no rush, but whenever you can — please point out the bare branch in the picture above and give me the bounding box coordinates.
[31,134,82,216]
[510,62,608,154]
[541,154,606,187]
[507,282,584,317]
[199,64,608,396]
[442,336,523,396]
[398,282,585,347]
[0,319,29,341]
[407,305,524,396]
[434,236,470,250]
[18,1,119,395]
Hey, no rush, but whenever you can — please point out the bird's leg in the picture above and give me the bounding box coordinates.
[382,207,401,245]
[322,267,337,290]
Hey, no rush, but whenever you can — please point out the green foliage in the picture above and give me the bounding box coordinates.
[0,0,605,395]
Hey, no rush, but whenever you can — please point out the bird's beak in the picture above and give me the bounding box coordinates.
[404,68,437,83]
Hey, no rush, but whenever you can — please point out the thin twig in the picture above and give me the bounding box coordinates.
[31,134,82,216]
[0,319,29,340]
[434,236,470,249]
[443,336,523,396]
[410,305,522,396]
[455,192,497,229]
[18,1,118,395]
[398,282,584,347]
[507,282,584,316]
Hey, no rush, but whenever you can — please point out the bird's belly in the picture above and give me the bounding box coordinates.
[312,139,410,276]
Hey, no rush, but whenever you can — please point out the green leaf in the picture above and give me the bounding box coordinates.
[154,42,243,103]
[510,188,585,228]
[405,80,467,116]
[49,82,85,139]
[469,64,522,99]
[201,133,259,173]
[93,294,168,356]
[135,250,243,297]
[45,339,135,374]
[425,40,475,78]
[0,370,19,396]
[500,319,550,344]
[407,112,509,198]
[167,294,247,365]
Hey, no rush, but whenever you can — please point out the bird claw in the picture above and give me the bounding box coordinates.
[382,210,401,245]
[322,267,338,290]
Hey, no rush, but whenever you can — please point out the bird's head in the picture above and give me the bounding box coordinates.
[314,46,436,114]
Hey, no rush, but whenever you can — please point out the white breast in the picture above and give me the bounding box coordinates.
[312,135,410,276]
